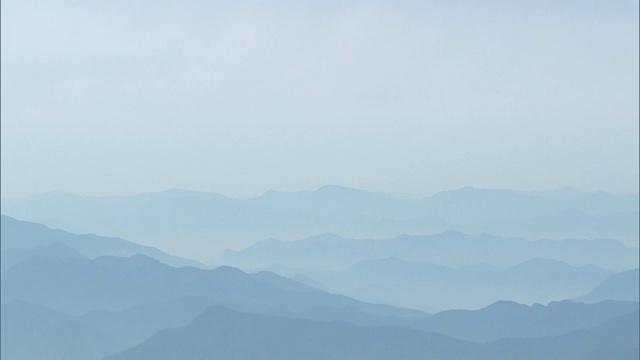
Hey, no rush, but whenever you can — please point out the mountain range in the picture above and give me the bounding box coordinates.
[1,302,125,360]
[105,306,640,360]
[574,268,640,303]
[5,296,636,359]
[221,230,638,271]
[277,257,616,310]
[1,190,638,359]
[0,253,425,318]
[2,186,637,261]
[1,215,201,270]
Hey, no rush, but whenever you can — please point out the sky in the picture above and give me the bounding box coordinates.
[1,0,638,197]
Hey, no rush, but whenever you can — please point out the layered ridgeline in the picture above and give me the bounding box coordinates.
[0,254,425,318]
[2,193,638,359]
[221,231,638,310]
[1,215,201,271]
[263,257,616,311]
[574,268,640,303]
[2,186,637,260]
[4,297,637,359]
[2,231,637,359]
[221,231,638,270]
[105,306,640,360]
[1,302,125,360]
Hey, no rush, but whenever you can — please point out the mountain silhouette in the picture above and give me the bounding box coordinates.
[288,257,615,310]
[1,215,201,269]
[1,242,83,272]
[105,306,640,360]
[2,186,637,260]
[0,254,427,318]
[485,310,639,359]
[574,268,640,303]
[421,299,639,342]
[1,301,125,360]
[222,230,637,271]
[105,306,482,360]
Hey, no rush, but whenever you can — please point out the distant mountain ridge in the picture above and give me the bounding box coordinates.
[0,253,427,318]
[222,230,638,271]
[1,243,84,272]
[2,186,637,260]
[0,215,201,269]
[2,186,637,359]
[574,269,640,303]
[257,256,616,310]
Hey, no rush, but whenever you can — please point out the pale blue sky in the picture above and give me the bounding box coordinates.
[2,0,638,197]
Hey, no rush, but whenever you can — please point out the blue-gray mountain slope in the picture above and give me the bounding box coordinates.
[105,306,482,360]
[105,306,640,360]
[574,268,639,303]
[485,310,639,360]
[222,231,637,271]
[0,254,426,318]
[1,302,125,360]
[2,186,637,260]
[304,257,614,310]
[0,214,201,269]
[420,299,638,342]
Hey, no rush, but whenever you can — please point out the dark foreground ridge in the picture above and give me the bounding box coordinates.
[106,306,640,360]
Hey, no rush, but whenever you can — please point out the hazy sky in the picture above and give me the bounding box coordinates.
[2,0,638,197]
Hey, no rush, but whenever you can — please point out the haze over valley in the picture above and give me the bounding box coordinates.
[1,186,639,359]
[1,0,638,359]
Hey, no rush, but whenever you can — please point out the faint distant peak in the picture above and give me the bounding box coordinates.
[483,299,525,310]
[433,229,469,238]
[212,265,248,276]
